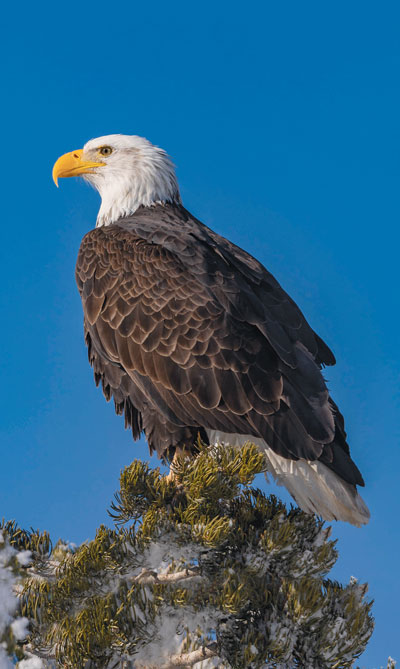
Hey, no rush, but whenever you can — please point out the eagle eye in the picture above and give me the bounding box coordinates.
[99,146,113,157]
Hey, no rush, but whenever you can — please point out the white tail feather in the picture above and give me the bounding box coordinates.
[206,430,370,527]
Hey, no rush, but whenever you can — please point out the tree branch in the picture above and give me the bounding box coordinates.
[159,643,218,668]
[134,567,200,584]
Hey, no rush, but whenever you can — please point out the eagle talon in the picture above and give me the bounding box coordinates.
[165,447,190,483]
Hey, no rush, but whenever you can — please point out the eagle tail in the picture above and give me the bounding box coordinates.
[206,430,370,527]
[261,446,370,527]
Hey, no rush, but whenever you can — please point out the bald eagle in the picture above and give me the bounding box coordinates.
[52,134,369,526]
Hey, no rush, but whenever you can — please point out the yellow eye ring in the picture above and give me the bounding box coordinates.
[99,146,113,157]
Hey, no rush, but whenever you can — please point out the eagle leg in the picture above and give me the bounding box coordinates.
[165,446,192,483]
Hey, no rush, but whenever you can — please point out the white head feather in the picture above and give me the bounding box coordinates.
[81,134,181,227]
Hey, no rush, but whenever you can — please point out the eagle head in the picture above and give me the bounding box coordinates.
[52,134,180,226]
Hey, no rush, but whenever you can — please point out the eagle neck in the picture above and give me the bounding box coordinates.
[91,162,181,227]
[96,195,180,227]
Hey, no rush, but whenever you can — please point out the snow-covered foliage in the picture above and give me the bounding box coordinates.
[0,528,36,668]
[0,530,17,668]
[15,443,374,668]
[0,523,56,668]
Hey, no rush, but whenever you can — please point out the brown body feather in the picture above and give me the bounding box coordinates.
[76,203,363,488]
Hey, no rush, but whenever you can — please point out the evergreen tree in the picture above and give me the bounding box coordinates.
[0,443,383,668]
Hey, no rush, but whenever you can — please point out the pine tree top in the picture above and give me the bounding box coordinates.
[0,443,371,668]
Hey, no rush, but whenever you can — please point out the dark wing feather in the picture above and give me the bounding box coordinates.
[76,203,360,485]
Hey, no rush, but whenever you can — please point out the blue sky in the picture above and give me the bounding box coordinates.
[0,1,399,665]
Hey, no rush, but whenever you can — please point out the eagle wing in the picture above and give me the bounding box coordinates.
[76,204,362,486]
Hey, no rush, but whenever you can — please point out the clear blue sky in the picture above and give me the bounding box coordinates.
[0,1,398,665]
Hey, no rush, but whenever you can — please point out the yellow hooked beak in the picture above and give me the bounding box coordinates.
[52,149,105,186]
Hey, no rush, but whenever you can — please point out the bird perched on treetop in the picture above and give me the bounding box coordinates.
[52,134,370,526]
